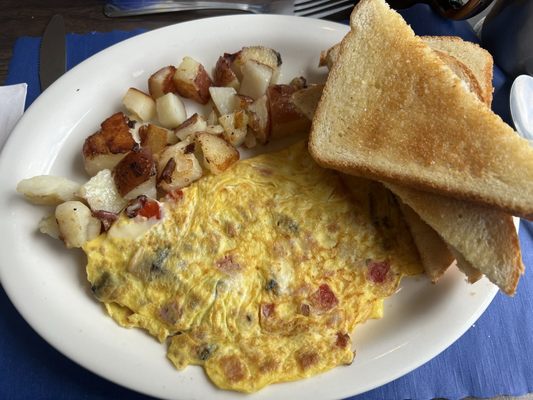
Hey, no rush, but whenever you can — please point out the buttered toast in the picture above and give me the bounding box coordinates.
[310,0,525,294]
[319,36,492,105]
[309,0,533,219]
[423,36,493,105]
[388,183,523,294]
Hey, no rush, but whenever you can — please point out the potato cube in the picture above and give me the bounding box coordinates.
[209,86,237,116]
[156,93,187,128]
[113,148,156,198]
[38,215,60,239]
[319,43,340,70]
[55,201,101,248]
[230,46,282,83]
[175,113,207,141]
[83,112,136,176]
[214,54,240,90]
[239,60,273,100]
[123,176,157,200]
[267,84,311,139]
[247,95,270,144]
[195,132,239,175]
[291,84,324,120]
[77,169,127,214]
[243,131,257,149]
[173,56,213,104]
[219,111,248,147]
[148,66,177,99]
[139,124,175,153]
[205,124,224,136]
[17,175,80,205]
[122,88,156,121]
[207,108,218,125]
[234,94,254,111]
[157,142,202,192]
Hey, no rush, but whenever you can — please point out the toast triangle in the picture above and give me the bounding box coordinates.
[309,0,533,219]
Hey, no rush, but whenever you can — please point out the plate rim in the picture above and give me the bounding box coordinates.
[0,13,499,400]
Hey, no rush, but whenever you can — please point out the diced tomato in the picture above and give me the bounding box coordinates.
[138,199,161,219]
[368,260,390,283]
[261,303,275,318]
[310,284,338,312]
[166,188,184,201]
[215,254,241,274]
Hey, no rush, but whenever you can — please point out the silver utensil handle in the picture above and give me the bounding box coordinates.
[104,1,263,17]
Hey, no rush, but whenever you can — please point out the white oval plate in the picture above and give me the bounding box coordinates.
[0,15,498,400]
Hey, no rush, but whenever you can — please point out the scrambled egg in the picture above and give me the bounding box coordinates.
[83,141,422,392]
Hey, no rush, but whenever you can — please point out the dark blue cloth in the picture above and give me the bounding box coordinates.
[3,5,532,400]
[7,30,146,110]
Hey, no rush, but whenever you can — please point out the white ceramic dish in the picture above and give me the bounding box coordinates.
[0,15,498,400]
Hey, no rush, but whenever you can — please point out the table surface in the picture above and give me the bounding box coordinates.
[2,2,533,400]
[0,0,350,85]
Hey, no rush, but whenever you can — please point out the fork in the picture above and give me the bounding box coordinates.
[104,0,355,19]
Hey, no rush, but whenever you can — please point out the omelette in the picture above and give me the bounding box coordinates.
[83,141,422,392]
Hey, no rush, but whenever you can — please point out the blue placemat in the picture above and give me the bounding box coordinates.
[3,4,533,400]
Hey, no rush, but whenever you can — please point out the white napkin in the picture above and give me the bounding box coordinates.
[0,83,27,152]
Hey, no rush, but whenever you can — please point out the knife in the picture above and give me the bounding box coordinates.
[39,14,66,92]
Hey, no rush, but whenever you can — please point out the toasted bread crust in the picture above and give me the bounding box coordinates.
[387,183,524,295]
[398,202,454,282]
[113,148,156,197]
[432,50,484,104]
[309,0,533,219]
[423,36,493,105]
[83,112,136,158]
[449,246,483,284]
[321,38,491,107]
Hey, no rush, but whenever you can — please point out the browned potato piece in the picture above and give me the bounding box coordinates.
[205,124,224,136]
[139,124,173,154]
[243,131,257,149]
[83,112,137,176]
[289,76,308,90]
[174,113,207,141]
[267,84,311,139]
[214,54,240,90]
[319,43,340,69]
[195,132,239,174]
[122,88,156,121]
[219,110,249,147]
[113,148,156,197]
[247,95,270,144]
[173,57,213,105]
[291,84,325,120]
[230,46,282,83]
[148,66,177,99]
[207,108,218,125]
[234,94,254,111]
[209,86,237,115]
[157,142,203,192]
